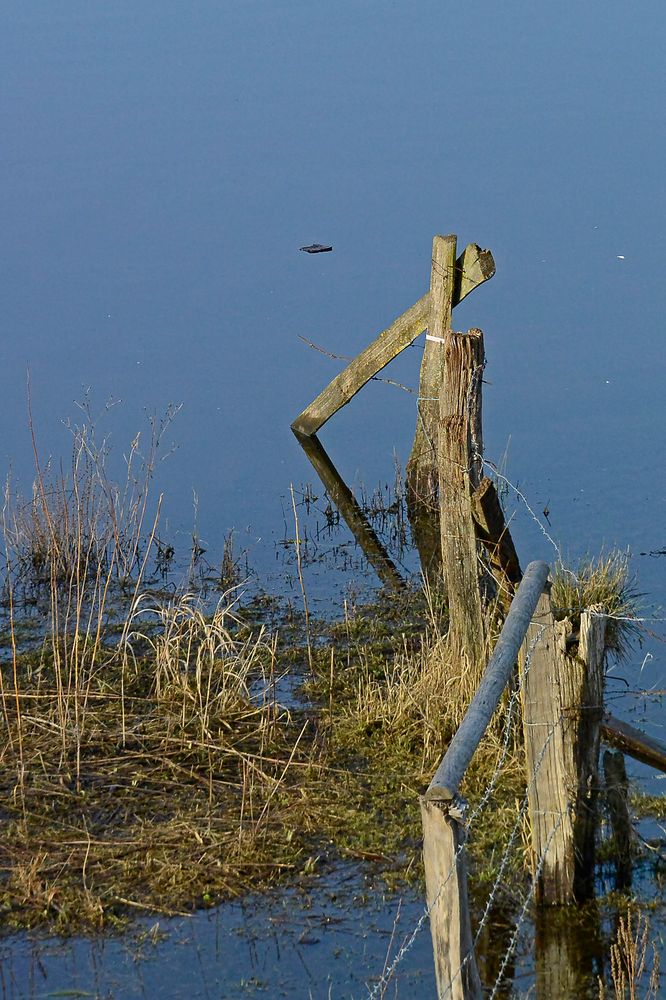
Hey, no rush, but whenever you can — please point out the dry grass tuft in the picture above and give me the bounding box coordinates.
[123,589,279,742]
[551,551,640,657]
[598,907,661,1000]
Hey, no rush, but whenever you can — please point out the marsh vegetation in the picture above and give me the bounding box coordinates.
[0,411,663,998]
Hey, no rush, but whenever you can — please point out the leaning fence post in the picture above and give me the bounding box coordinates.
[520,591,606,903]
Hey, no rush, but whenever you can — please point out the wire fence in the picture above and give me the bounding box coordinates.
[366,623,571,999]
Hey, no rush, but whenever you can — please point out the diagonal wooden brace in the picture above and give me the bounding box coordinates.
[291,244,495,437]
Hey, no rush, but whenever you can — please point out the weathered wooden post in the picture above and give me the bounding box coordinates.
[291,233,496,592]
[406,234,457,584]
[471,476,522,613]
[406,239,494,505]
[405,238,495,584]
[422,235,486,666]
[569,607,606,898]
[420,798,482,1000]
[520,594,606,903]
[422,561,548,999]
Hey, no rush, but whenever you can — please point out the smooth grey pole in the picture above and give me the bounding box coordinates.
[426,560,550,801]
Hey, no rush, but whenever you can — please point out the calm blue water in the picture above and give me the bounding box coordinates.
[1,2,665,995]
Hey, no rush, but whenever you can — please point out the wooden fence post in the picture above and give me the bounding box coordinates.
[406,232,456,488]
[568,606,606,899]
[420,798,482,1000]
[406,234,457,585]
[521,592,606,903]
[521,587,576,903]
[432,258,485,658]
[405,238,495,586]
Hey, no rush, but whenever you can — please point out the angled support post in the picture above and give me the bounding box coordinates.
[291,242,495,439]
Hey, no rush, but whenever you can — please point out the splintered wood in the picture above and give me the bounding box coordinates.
[520,592,605,903]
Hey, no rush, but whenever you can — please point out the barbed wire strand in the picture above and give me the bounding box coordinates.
[440,709,564,999]
[366,626,548,999]
[481,460,565,567]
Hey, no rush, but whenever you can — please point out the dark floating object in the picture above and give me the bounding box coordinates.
[299,244,333,254]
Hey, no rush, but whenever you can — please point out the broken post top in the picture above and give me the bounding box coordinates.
[433,234,495,316]
[291,236,495,438]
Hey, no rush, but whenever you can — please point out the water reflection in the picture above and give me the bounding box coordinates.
[0,869,435,1000]
[293,430,405,591]
[535,906,604,1000]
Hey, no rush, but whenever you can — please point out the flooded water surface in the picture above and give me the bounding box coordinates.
[1,2,665,996]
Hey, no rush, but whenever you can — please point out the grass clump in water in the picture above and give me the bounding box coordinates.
[551,551,641,657]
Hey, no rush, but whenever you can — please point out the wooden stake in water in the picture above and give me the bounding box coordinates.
[420,797,483,1000]
[424,234,486,665]
[520,595,606,903]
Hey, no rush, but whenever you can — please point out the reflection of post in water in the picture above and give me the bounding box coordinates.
[405,479,441,587]
[603,749,633,891]
[535,905,604,1000]
[473,900,516,998]
[292,429,405,592]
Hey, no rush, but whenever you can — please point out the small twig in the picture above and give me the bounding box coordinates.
[290,483,313,669]
[114,895,190,917]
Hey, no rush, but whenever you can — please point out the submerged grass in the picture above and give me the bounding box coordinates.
[0,406,656,939]
[0,557,524,932]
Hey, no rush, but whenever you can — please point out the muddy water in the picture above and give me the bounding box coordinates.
[1,1,665,996]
